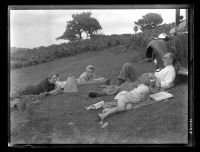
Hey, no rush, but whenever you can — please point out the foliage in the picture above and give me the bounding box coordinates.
[127,23,173,49]
[134,13,163,32]
[10,23,173,69]
[56,12,102,41]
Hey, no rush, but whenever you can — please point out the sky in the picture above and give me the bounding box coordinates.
[10,8,186,49]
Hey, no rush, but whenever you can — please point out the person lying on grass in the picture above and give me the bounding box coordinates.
[10,73,61,109]
[10,74,79,110]
[77,65,110,85]
[18,73,61,96]
[97,78,160,121]
[89,52,177,98]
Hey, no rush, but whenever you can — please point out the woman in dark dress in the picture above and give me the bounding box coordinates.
[19,73,59,96]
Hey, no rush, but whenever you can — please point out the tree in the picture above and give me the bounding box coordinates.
[134,13,163,32]
[56,12,102,41]
[133,25,138,34]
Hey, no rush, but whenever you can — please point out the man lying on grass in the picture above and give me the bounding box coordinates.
[89,52,177,98]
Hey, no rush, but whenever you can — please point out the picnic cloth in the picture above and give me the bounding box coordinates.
[63,77,78,93]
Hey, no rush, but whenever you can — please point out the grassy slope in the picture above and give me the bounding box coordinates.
[10,45,188,144]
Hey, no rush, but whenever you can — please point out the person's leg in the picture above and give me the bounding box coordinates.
[19,86,36,96]
[100,98,127,120]
[125,103,133,111]
[117,63,138,85]
[100,107,120,120]
[103,101,118,108]
[89,85,120,98]
[88,89,107,98]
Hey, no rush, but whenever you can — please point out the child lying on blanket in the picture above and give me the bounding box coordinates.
[97,78,161,121]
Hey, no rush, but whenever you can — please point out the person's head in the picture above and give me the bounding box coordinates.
[85,65,95,77]
[163,52,176,67]
[147,79,161,94]
[48,73,59,84]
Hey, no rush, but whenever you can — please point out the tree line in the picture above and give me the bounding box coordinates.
[10,11,175,69]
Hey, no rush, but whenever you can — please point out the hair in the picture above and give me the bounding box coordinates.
[168,52,178,66]
[86,65,95,71]
[48,73,59,79]
[169,52,179,73]
[144,78,151,86]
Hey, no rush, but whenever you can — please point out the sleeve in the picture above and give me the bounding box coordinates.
[78,72,87,83]
[159,69,176,88]
[91,73,96,80]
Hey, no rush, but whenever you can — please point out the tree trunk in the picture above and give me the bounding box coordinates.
[78,32,82,41]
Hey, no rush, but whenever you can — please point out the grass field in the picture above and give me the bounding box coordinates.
[10,45,188,144]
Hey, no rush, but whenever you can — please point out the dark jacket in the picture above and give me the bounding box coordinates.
[20,78,55,95]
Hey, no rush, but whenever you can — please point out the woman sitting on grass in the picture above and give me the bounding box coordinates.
[78,65,96,83]
[77,65,110,85]
[97,78,160,121]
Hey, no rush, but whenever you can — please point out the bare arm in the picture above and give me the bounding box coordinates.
[42,87,63,96]
[49,87,63,95]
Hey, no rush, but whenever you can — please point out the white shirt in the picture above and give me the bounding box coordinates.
[78,72,95,83]
[55,80,68,89]
[154,65,176,88]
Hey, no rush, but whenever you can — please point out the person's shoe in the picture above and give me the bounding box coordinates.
[116,78,125,86]
[96,114,103,122]
[104,79,111,85]
[88,92,97,98]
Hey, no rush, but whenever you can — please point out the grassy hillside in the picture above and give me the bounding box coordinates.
[10,45,188,144]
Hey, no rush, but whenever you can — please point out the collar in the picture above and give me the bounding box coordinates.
[155,65,173,72]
